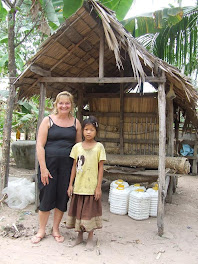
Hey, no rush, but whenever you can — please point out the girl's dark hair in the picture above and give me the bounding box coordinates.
[82,116,99,131]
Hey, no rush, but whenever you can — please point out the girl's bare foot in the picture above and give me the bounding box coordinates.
[85,231,95,251]
[69,232,83,247]
[85,238,95,251]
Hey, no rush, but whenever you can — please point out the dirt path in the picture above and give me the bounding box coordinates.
[0,165,198,264]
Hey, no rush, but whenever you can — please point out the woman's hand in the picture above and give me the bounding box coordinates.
[41,168,53,185]
[94,186,102,201]
[67,185,73,197]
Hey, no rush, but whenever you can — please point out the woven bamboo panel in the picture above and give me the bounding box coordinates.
[89,97,159,155]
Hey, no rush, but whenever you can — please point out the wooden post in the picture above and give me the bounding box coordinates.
[120,82,124,154]
[174,107,180,155]
[157,70,166,236]
[166,98,174,156]
[77,88,83,125]
[0,84,16,193]
[35,83,46,211]
[99,28,104,79]
[166,97,174,202]
[192,141,198,175]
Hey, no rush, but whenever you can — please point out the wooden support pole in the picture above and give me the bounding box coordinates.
[35,83,46,211]
[120,82,124,154]
[157,70,166,236]
[99,28,104,79]
[0,84,16,194]
[77,88,83,125]
[166,97,175,202]
[166,99,174,156]
[192,141,198,175]
[174,107,180,155]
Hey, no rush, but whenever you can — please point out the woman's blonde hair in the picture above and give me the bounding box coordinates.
[52,91,75,116]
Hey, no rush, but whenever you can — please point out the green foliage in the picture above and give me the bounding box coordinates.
[122,7,184,37]
[12,95,53,139]
[40,0,60,30]
[62,0,83,19]
[100,0,134,21]
[122,5,198,78]
[0,0,7,22]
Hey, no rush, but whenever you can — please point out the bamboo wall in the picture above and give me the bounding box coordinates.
[89,97,159,155]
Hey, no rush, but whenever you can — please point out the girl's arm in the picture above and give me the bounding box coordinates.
[36,116,53,185]
[75,119,82,143]
[67,159,77,197]
[94,160,104,201]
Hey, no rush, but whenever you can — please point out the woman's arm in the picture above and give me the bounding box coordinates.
[94,160,104,201]
[67,159,77,197]
[75,118,82,143]
[36,116,52,185]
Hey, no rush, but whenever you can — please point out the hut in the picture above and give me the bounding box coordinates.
[2,0,198,235]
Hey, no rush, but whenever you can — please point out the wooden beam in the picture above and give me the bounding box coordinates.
[86,92,158,98]
[40,76,166,83]
[30,65,51,76]
[157,70,166,237]
[35,83,46,211]
[97,137,159,144]
[83,110,157,118]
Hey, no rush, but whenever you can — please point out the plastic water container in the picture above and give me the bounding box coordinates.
[110,184,131,215]
[129,183,146,192]
[146,187,158,217]
[128,189,151,220]
[108,179,129,203]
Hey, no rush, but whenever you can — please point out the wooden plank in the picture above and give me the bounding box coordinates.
[157,70,166,237]
[40,76,166,83]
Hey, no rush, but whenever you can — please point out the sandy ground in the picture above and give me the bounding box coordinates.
[0,163,198,264]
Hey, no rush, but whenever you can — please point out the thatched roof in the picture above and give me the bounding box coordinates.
[14,0,198,127]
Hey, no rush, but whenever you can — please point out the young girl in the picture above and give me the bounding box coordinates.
[66,116,106,249]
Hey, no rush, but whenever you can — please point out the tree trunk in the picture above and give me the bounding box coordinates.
[0,10,17,193]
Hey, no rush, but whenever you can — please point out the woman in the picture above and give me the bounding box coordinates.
[31,91,82,244]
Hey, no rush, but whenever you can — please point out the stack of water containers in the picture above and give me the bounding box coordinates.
[146,186,158,217]
[109,180,159,220]
[109,179,130,215]
[128,189,150,220]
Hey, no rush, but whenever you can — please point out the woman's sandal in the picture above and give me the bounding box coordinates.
[52,234,65,243]
[31,234,45,244]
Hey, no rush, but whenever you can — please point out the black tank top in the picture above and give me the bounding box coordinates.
[45,116,77,157]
